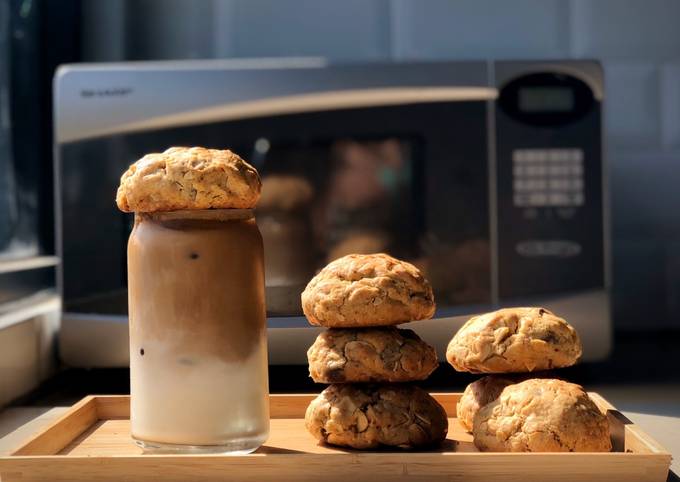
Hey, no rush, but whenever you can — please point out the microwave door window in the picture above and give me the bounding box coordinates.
[58,101,490,317]
[321,139,415,259]
[257,138,420,315]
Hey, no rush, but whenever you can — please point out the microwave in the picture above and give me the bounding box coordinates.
[54,58,610,367]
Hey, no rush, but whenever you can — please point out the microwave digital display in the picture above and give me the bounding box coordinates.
[518,87,574,113]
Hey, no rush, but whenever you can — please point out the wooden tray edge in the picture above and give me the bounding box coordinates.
[0,451,672,482]
[8,396,99,457]
[0,393,673,459]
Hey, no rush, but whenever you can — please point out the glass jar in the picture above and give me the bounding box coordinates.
[127,209,269,453]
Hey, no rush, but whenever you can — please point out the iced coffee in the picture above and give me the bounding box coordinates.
[116,147,269,453]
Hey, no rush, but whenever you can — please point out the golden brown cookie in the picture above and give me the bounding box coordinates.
[307,328,438,383]
[456,372,555,432]
[116,147,261,212]
[301,253,435,327]
[305,384,448,450]
[446,307,582,373]
[457,375,516,432]
[473,378,611,452]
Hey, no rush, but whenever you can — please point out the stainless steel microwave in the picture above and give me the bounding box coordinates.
[53,58,610,367]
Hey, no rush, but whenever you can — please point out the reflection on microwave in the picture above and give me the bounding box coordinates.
[415,235,491,306]
[257,137,491,312]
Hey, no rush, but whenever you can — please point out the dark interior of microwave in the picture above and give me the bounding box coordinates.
[58,101,490,317]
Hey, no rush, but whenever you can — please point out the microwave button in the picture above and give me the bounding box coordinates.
[516,179,546,191]
[570,149,584,163]
[548,193,570,205]
[561,149,575,162]
[527,165,547,176]
[528,193,548,206]
[513,165,528,176]
[548,150,564,163]
[571,178,584,190]
[514,179,529,191]
[524,150,540,162]
[548,165,569,176]
[549,178,570,190]
[532,179,547,190]
[516,240,582,258]
[513,150,528,163]
[535,150,549,162]
[569,164,584,176]
[514,194,532,206]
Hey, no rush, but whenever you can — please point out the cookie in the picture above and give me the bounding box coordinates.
[305,384,448,449]
[307,328,438,383]
[457,375,516,432]
[473,378,611,452]
[456,372,556,432]
[446,307,582,373]
[301,253,435,327]
[116,147,261,212]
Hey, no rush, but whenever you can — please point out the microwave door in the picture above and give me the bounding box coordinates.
[56,69,496,367]
[58,96,493,367]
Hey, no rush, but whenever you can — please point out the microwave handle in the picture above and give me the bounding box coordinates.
[57,86,498,143]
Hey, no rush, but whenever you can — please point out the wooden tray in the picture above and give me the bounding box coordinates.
[0,394,671,482]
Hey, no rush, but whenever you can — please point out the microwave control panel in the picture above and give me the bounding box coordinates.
[512,148,584,208]
[494,62,605,299]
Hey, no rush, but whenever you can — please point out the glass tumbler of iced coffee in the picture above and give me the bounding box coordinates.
[116,147,269,454]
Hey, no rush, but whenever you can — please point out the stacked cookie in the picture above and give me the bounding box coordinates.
[302,253,448,450]
[447,307,612,452]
